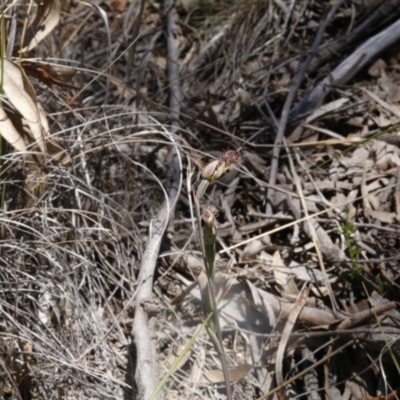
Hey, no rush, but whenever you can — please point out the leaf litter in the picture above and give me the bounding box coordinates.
[1,0,400,399]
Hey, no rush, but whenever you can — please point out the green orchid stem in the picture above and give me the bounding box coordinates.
[193,191,232,400]
[203,221,216,281]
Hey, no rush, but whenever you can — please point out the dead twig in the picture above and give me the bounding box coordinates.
[131,2,183,395]
[258,340,354,400]
[131,135,182,398]
[336,302,397,331]
[308,0,400,73]
[292,17,400,119]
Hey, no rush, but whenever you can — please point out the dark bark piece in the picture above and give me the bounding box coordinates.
[308,0,400,73]
[290,18,400,121]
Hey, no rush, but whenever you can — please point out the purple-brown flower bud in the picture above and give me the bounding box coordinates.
[219,149,242,167]
[201,149,242,182]
[202,205,218,226]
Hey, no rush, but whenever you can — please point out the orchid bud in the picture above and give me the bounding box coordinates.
[220,149,242,168]
[202,205,218,226]
[202,159,225,181]
[202,149,242,182]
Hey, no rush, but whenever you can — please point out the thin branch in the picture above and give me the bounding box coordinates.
[265,0,344,215]
[132,1,183,398]
[132,131,182,399]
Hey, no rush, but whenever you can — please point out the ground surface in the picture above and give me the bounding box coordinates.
[1,0,400,399]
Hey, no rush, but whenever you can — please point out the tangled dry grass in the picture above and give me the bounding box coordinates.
[1,0,400,399]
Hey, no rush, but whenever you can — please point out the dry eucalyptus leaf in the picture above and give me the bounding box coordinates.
[367,210,396,224]
[110,0,127,12]
[276,284,310,386]
[202,364,253,384]
[22,61,78,89]
[1,58,71,164]
[372,140,400,170]
[247,280,276,328]
[306,97,349,123]
[2,58,47,152]
[288,262,336,284]
[0,106,27,152]
[368,58,387,78]
[273,251,299,295]
[339,147,370,168]
[20,0,61,53]
[241,239,263,260]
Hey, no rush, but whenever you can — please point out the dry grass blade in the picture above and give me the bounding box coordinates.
[148,312,214,400]
[219,197,352,254]
[275,283,310,389]
[258,341,354,400]
[266,0,344,215]
[287,143,342,311]
[1,0,400,398]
